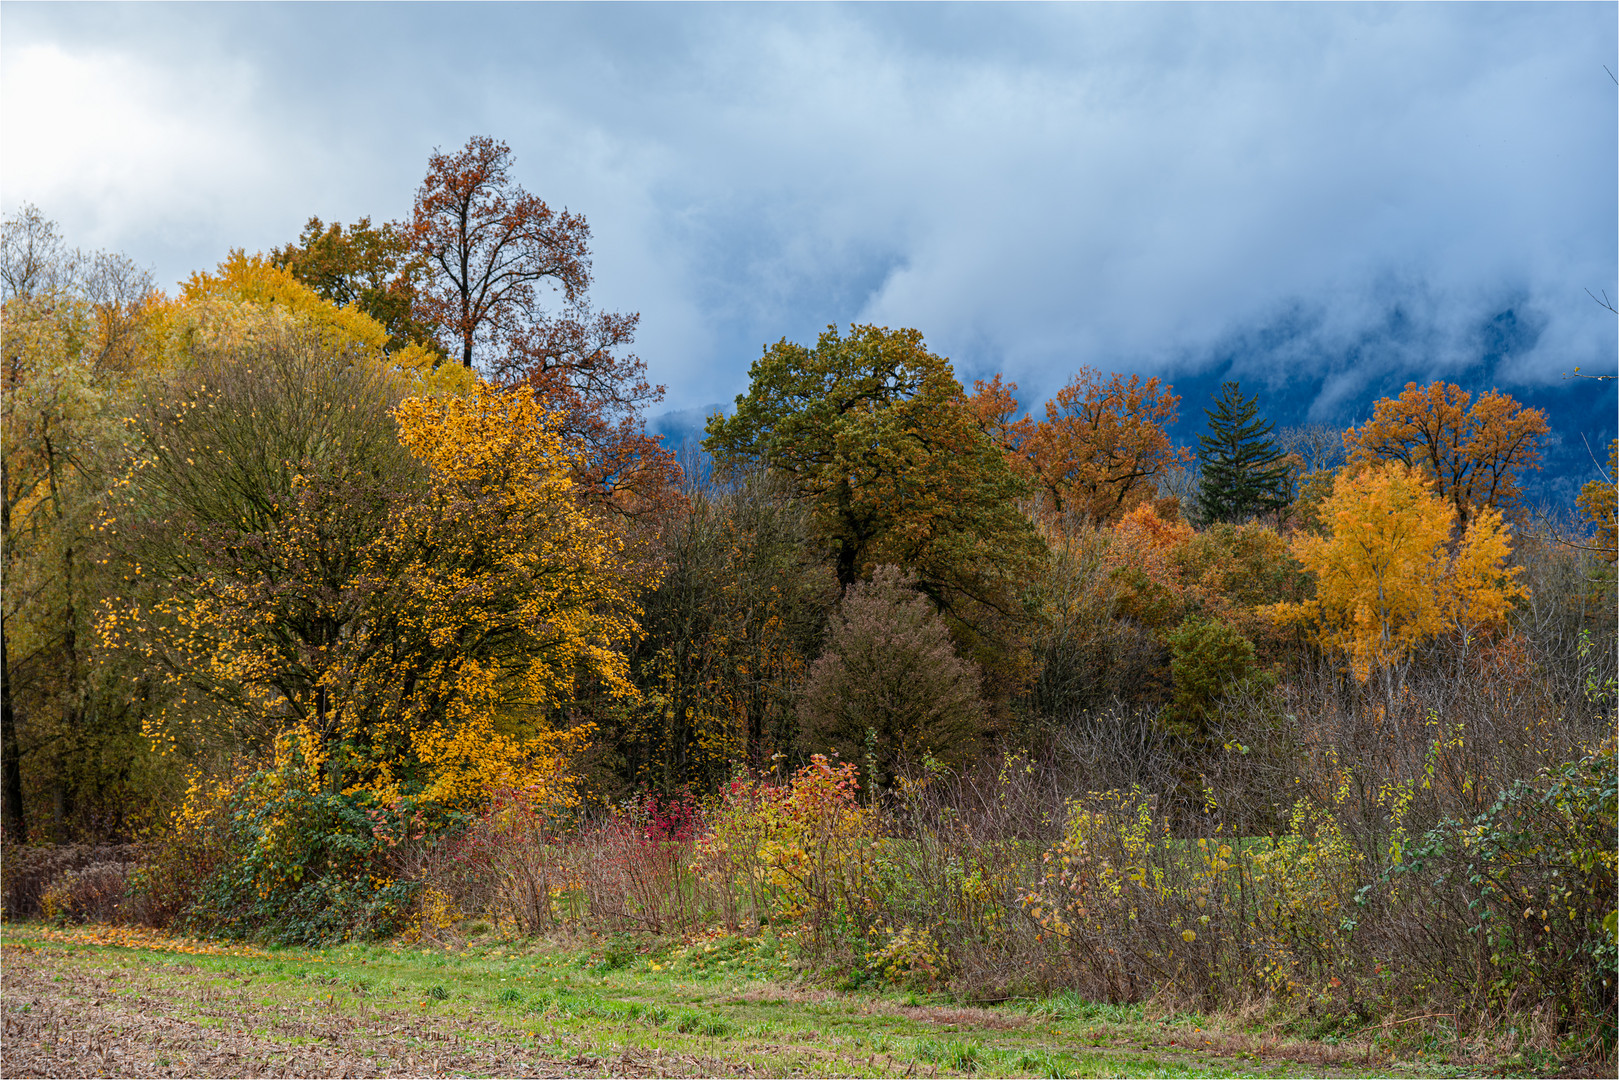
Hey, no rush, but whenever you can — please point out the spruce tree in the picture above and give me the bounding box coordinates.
[1196,381,1291,523]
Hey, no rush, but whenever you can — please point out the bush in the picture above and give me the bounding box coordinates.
[130,733,430,945]
[1,842,140,920]
[798,566,988,789]
[1368,737,1617,1045]
[40,861,134,925]
[698,756,880,951]
[1162,616,1271,744]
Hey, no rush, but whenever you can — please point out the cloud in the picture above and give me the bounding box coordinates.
[2,2,1612,428]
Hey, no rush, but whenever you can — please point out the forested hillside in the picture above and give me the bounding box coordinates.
[3,138,1615,1061]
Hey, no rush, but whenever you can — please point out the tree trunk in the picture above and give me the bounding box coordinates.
[0,621,27,842]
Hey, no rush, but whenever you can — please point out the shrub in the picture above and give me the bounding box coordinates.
[798,566,988,789]
[1,842,140,920]
[697,756,880,950]
[565,790,709,934]
[123,768,241,928]
[131,729,429,944]
[1367,737,1617,1043]
[1021,786,1367,1006]
[399,783,717,938]
[40,861,135,925]
[1162,615,1270,744]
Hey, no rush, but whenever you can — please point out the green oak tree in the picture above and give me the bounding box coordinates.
[704,324,1045,695]
[270,216,439,355]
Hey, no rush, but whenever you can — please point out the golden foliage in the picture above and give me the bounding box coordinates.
[101,290,644,812]
[354,383,646,807]
[1270,462,1524,681]
[166,251,473,397]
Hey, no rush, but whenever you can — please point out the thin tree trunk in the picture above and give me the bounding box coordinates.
[0,621,27,842]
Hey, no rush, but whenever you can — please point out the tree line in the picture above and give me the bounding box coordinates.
[2,134,1613,849]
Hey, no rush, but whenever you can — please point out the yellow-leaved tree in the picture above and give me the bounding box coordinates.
[1271,462,1523,716]
[159,250,475,399]
[1577,438,1617,564]
[103,260,645,814]
[358,383,646,807]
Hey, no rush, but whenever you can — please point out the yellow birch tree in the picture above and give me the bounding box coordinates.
[1270,462,1523,697]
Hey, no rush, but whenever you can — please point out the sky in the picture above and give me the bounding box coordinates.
[3,2,1615,497]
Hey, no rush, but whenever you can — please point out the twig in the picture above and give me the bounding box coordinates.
[1349,1012,1457,1040]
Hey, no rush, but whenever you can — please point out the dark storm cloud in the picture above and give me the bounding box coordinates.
[3,2,1613,433]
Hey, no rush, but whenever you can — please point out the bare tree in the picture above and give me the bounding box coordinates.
[1275,422,1346,475]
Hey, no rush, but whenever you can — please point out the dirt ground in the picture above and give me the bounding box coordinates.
[1,943,749,1078]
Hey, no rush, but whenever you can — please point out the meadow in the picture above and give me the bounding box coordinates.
[1,921,1521,1079]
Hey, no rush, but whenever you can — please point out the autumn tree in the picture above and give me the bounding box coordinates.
[1196,381,1290,523]
[367,384,646,806]
[102,304,424,761]
[972,368,1190,524]
[1270,462,1523,721]
[1,204,74,300]
[103,263,643,808]
[410,136,673,514]
[2,206,175,843]
[492,305,675,515]
[1344,381,1549,528]
[797,566,987,789]
[618,466,839,791]
[704,325,1044,689]
[168,251,472,397]
[270,216,438,353]
[1276,422,1346,476]
[410,136,590,371]
[966,372,1031,450]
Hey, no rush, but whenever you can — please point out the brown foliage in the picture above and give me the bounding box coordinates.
[493,305,676,517]
[1,842,139,919]
[412,136,675,516]
[797,566,988,788]
[410,136,591,371]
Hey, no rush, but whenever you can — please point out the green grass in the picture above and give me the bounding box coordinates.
[0,922,1465,1077]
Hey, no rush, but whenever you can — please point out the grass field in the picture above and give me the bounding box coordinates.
[0,923,1509,1078]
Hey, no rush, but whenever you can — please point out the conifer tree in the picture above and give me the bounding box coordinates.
[1196,381,1290,523]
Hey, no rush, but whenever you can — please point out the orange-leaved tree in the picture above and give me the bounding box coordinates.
[1270,462,1523,710]
[1344,381,1548,528]
[985,368,1191,524]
